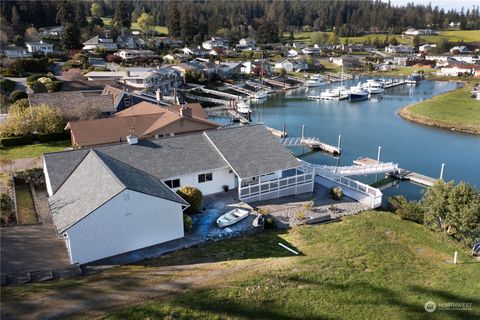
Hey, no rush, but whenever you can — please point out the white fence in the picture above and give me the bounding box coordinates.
[312,162,398,177]
[300,161,383,208]
[239,171,314,202]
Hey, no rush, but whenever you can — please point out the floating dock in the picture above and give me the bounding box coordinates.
[283,137,341,155]
[355,157,437,187]
[383,80,406,88]
[266,126,287,138]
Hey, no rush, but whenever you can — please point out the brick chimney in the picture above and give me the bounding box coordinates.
[180,106,192,118]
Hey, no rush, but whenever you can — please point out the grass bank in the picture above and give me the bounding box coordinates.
[3,212,478,319]
[0,140,70,161]
[14,181,37,225]
[399,82,480,135]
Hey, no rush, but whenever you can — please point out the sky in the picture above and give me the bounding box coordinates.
[383,0,479,11]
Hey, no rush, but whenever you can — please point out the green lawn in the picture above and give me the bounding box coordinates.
[14,182,37,224]
[0,140,71,161]
[105,212,479,319]
[404,82,480,130]
[100,17,169,34]
[287,30,480,45]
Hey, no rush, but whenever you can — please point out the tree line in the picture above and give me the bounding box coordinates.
[1,0,479,46]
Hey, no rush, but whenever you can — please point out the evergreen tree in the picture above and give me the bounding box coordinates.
[63,23,81,50]
[180,2,197,44]
[165,1,181,38]
[75,2,88,28]
[11,6,23,34]
[256,19,280,44]
[56,1,74,26]
[113,0,131,29]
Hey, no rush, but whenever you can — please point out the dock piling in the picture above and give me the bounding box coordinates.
[377,146,382,163]
[301,125,305,139]
[440,163,445,180]
[337,135,342,150]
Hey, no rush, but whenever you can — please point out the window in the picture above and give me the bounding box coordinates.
[198,173,213,183]
[164,179,180,188]
[124,96,131,107]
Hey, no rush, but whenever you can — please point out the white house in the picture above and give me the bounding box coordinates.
[274,59,308,72]
[404,28,438,36]
[450,46,470,54]
[449,21,461,28]
[1,44,31,58]
[44,125,314,264]
[83,35,118,52]
[330,56,360,67]
[439,64,480,77]
[114,49,157,60]
[25,40,53,54]
[419,44,436,52]
[385,44,414,54]
[202,37,228,50]
[287,49,298,57]
[302,47,320,55]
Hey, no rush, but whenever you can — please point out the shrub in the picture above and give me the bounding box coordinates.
[12,57,52,74]
[26,74,57,87]
[37,131,70,142]
[106,54,122,63]
[295,209,306,221]
[0,193,13,213]
[389,195,424,224]
[330,187,343,200]
[257,208,271,215]
[264,216,277,229]
[176,186,203,214]
[0,79,16,94]
[9,90,28,102]
[183,213,193,232]
[0,68,22,77]
[31,81,48,93]
[0,135,34,147]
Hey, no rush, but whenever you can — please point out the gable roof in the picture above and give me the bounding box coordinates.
[29,91,115,116]
[44,131,230,193]
[204,125,300,179]
[49,150,187,233]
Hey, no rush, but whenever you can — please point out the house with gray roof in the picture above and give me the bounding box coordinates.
[44,125,314,264]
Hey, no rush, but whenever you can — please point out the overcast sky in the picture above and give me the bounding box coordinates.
[383,0,479,11]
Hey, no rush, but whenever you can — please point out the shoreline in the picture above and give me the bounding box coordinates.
[398,106,480,136]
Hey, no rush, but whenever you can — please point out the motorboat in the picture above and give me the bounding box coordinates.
[406,73,424,84]
[306,74,326,87]
[361,79,385,94]
[217,208,250,228]
[348,85,369,101]
[236,99,252,115]
[319,86,349,99]
[251,90,268,99]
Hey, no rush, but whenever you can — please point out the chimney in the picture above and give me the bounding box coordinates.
[180,106,192,118]
[127,127,138,144]
[125,70,130,77]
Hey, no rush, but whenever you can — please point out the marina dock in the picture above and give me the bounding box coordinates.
[266,126,287,138]
[383,79,406,88]
[355,157,437,187]
[308,94,348,101]
[263,78,298,90]
[283,137,341,155]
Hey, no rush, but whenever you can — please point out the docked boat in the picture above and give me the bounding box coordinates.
[236,99,252,115]
[217,208,250,228]
[348,85,369,101]
[306,74,326,87]
[406,73,424,84]
[319,86,349,100]
[251,90,268,99]
[361,79,385,94]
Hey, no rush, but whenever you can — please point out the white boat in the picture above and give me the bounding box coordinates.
[306,74,326,87]
[251,90,268,99]
[236,99,252,115]
[320,86,349,99]
[348,85,369,101]
[217,208,250,228]
[361,79,385,94]
[406,73,424,84]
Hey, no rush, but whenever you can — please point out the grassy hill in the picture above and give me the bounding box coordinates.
[4,211,477,319]
[400,82,480,134]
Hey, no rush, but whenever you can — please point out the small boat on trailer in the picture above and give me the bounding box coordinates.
[217,208,250,228]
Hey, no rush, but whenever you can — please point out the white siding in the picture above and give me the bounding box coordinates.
[65,189,184,264]
[166,167,236,195]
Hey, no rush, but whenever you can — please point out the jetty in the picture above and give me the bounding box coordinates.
[383,78,406,88]
[223,83,255,97]
[246,80,273,92]
[308,94,348,101]
[199,87,242,100]
[282,137,341,155]
[266,126,287,138]
[354,157,438,187]
[184,92,232,105]
[263,78,297,90]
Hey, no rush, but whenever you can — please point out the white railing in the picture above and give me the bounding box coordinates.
[300,160,383,208]
[239,172,314,200]
[318,163,398,176]
[282,137,341,154]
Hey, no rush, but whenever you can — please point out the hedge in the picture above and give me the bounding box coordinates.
[0,79,16,94]
[37,131,70,142]
[0,135,34,147]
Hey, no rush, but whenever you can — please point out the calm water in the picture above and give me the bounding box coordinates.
[245,79,480,201]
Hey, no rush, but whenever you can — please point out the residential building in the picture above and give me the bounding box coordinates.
[43,125,313,264]
[287,49,298,58]
[385,44,414,54]
[114,49,157,60]
[439,64,480,77]
[274,59,308,72]
[419,44,436,52]
[116,35,146,49]
[25,40,53,54]
[450,46,470,54]
[65,102,220,147]
[1,44,31,58]
[83,36,118,52]
[330,56,361,68]
[156,37,183,48]
[404,28,438,36]
[40,26,63,37]
[302,47,320,55]
[28,91,115,119]
[202,37,229,50]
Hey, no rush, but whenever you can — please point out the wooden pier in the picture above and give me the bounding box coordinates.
[283,137,341,155]
[383,79,406,88]
[263,78,297,90]
[266,126,287,138]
